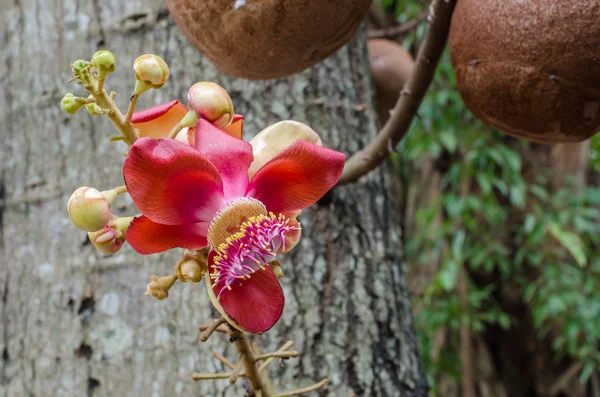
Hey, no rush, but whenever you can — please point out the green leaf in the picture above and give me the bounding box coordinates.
[549,222,587,267]
[580,361,595,383]
[452,229,466,263]
[476,173,493,195]
[439,259,459,292]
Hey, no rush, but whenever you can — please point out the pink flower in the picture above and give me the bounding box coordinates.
[123,105,345,333]
[131,99,244,144]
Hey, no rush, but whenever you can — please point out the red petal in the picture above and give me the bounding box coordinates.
[222,114,244,140]
[132,100,189,139]
[125,215,209,254]
[124,137,225,225]
[195,119,253,199]
[246,140,346,213]
[209,252,284,333]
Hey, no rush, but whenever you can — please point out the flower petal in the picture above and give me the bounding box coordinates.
[206,251,284,334]
[248,120,322,179]
[195,119,253,199]
[125,215,209,254]
[246,140,346,213]
[222,114,244,140]
[132,100,189,139]
[124,137,225,225]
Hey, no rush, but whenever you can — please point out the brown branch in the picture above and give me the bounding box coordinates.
[549,362,583,396]
[192,372,239,381]
[256,351,299,361]
[368,11,429,39]
[275,379,329,397]
[199,317,226,341]
[229,354,245,384]
[228,326,272,397]
[338,0,456,185]
[212,351,235,369]
[259,340,294,372]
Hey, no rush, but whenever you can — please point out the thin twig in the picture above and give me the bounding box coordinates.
[200,318,227,342]
[212,351,235,370]
[199,323,229,334]
[259,340,294,372]
[229,326,272,397]
[256,351,299,361]
[368,11,429,39]
[275,378,329,397]
[229,354,245,384]
[548,362,583,396]
[192,373,235,381]
[338,0,456,185]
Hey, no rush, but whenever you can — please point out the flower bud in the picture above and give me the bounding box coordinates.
[92,50,116,79]
[175,256,206,283]
[85,103,104,116]
[133,54,169,89]
[187,82,234,129]
[72,59,90,73]
[145,275,177,300]
[61,93,84,115]
[88,224,124,255]
[68,187,112,232]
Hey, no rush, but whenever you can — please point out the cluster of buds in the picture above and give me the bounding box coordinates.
[60,48,343,396]
[67,186,132,254]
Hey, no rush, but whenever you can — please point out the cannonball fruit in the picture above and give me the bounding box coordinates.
[367,38,415,125]
[165,0,371,80]
[449,0,600,143]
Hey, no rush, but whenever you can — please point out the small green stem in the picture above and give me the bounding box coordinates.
[97,78,105,93]
[83,79,137,146]
[124,93,139,125]
[168,122,184,139]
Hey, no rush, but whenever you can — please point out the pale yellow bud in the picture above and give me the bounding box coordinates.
[133,54,169,88]
[187,82,234,129]
[87,223,123,255]
[68,187,112,232]
[175,256,206,283]
[145,275,177,300]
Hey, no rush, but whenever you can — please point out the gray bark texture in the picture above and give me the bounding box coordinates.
[0,1,427,396]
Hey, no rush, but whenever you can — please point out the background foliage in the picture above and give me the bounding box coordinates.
[387,1,600,394]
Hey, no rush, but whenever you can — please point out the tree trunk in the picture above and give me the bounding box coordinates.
[0,1,426,397]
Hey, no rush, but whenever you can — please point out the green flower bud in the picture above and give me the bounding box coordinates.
[61,93,83,115]
[133,54,169,89]
[72,59,90,72]
[67,187,112,232]
[187,82,234,129]
[92,50,116,79]
[85,103,104,116]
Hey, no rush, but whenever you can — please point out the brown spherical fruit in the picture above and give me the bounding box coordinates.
[165,0,371,80]
[449,0,600,143]
[368,38,415,124]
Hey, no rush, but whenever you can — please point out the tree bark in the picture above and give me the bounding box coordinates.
[0,1,426,397]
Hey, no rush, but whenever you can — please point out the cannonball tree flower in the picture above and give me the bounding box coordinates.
[123,118,345,333]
